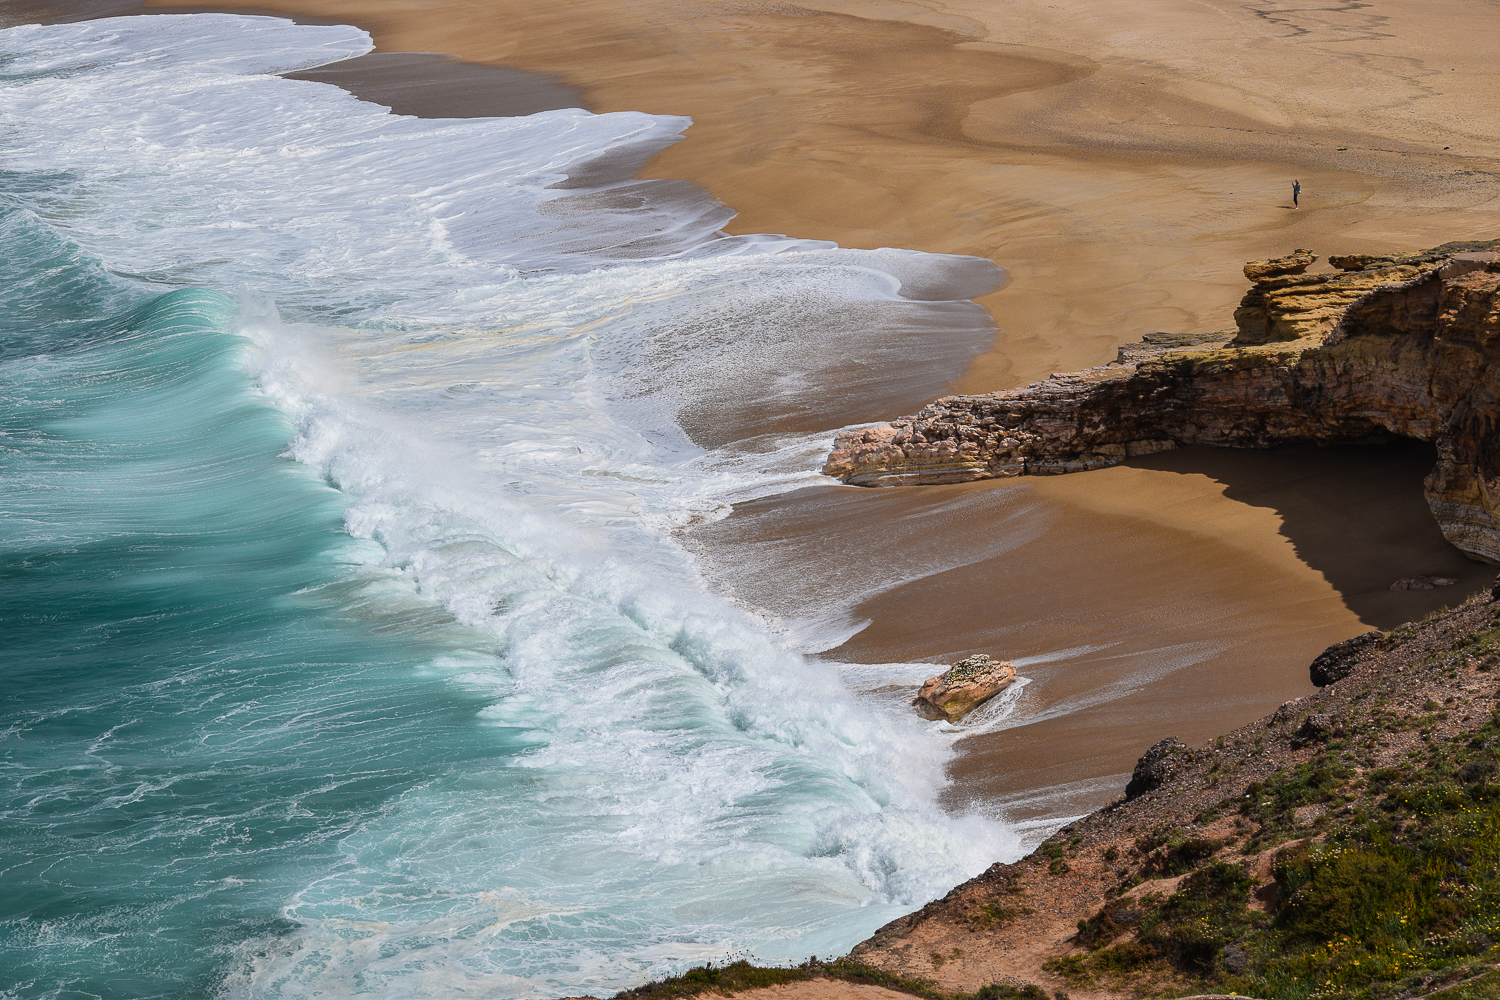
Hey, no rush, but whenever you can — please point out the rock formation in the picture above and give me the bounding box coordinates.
[1122,736,1187,799]
[1308,629,1382,686]
[1291,711,1334,746]
[911,653,1017,721]
[824,239,1500,562]
[1390,574,1458,591]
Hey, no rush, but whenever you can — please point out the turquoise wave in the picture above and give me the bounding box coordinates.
[0,214,508,999]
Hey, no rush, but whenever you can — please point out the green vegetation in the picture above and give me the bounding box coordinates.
[973,901,1034,928]
[1046,708,1500,1000]
[1146,836,1223,876]
[613,957,1064,1000]
[1445,623,1500,672]
[1039,840,1072,875]
[611,958,945,1000]
[973,985,1049,1000]
[613,960,811,999]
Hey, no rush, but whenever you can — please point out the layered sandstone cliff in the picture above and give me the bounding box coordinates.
[824,240,1500,561]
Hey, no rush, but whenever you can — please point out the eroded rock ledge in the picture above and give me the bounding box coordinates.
[824,240,1500,561]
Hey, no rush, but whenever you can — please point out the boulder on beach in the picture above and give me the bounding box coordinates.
[912,654,1017,722]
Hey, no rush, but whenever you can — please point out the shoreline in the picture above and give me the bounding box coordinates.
[131,0,1500,392]
[10,1,1500,987]
[23,0,1500,824]
[693,438,1492,823]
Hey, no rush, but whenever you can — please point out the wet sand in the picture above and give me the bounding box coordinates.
[285,52,582,120]
[693,440,1493,822]
[24,0,1500,822]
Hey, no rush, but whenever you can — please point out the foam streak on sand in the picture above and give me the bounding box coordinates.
[0,13,1021,998]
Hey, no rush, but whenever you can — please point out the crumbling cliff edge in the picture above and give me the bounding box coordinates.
[825,240,1500,562]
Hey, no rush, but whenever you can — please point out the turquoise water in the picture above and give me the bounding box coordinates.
[0,14,1018,998]
[0,216,508,997]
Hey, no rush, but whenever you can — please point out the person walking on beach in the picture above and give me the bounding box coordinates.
[1293,179,1301,209]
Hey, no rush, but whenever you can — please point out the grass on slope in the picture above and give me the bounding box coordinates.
[1048,694,1500,999]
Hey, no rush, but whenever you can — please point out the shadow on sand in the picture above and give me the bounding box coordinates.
[1126,438,1495,629]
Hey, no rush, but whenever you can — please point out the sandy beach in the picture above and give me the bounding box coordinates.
[133,0,1500,389]
[37,0,1500,813]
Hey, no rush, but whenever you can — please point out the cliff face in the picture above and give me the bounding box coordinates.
[824,240,1500,561]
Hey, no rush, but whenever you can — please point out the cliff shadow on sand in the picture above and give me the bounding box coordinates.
[1123,441,1495,629]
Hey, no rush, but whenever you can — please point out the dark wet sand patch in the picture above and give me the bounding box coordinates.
[284,51,583,119]
[2,2,584,120]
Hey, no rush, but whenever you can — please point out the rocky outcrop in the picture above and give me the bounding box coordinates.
[1241,247,1316,281]
[1308,630,1383,686]
[824,240,1500,562]
[1123,736,1187,799]
[1390,574,1458,591]
[911,654,1017,721]
[1291,712,1334,746]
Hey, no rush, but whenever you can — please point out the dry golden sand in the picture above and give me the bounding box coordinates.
[145,0,1500,388]
[125,0,1500,807]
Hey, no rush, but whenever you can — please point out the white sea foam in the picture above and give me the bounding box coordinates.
[232,298,1021,994]
[0,13,1022,996]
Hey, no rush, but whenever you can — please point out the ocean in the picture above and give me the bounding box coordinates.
[0,13,1025,998]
